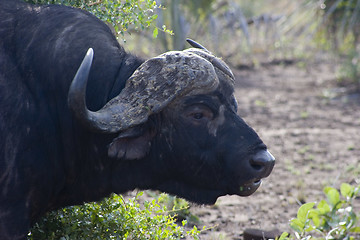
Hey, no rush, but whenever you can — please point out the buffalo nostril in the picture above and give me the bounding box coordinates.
[250,150,275,176]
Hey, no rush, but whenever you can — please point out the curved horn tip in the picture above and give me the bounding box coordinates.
[68,47,95,128]
[86,47,94,59]
[76,48,94,71]
[74,47,94,82]
[186,38,208,51]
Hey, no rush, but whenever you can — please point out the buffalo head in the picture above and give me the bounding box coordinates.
[68,41,275,204]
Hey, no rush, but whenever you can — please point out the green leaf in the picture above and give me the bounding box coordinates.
[290,218,305,233]
[304,224,315,232]
[340,183,353,198]
[278,232,290,240]
[308,209,321,227]
[152,27,158,38]
[324,186,334,194]
[324,187,340,206]
[317,200,331,214]
[297,202,316,222]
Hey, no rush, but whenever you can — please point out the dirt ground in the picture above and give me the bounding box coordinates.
[185,59,360,239]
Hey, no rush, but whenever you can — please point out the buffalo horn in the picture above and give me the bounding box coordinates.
[185,39,234,79]
[186,38,208,51]
[68,48,119,133]
[68,48,220,133]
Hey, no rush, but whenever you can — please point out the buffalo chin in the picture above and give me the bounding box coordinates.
[155,181,225,205]
[155,179,262,205]
[236,180,262,197]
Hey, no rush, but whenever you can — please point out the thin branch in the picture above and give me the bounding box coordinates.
[87,0,102,7]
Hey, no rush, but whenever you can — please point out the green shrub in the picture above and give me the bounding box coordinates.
[28,192,202,239]
[157,193,200,225]
[279,183,360,240]
[23,0,162,38]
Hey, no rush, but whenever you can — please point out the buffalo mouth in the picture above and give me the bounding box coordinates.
[155,149,275,204]
[235,179,262,196]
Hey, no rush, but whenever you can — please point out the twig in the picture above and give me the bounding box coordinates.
[87,0,102,7]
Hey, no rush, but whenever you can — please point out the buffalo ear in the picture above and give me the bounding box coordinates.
[108,125,156,160]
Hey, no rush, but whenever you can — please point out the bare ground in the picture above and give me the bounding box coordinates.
[188,60,360,239]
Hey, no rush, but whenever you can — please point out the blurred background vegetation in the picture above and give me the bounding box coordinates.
[129,0,360,89]
[26,0,360,88]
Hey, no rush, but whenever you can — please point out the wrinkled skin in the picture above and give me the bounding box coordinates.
[0,1,274,239]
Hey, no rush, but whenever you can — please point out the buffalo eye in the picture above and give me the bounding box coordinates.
[184,104,214,124]
[192,112,204,120]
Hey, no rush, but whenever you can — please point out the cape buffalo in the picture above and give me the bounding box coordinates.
[0,0,275,239]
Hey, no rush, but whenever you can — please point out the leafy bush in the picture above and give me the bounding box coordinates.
[28,192,202,239]
[157,193,200,225]
[23,0,162,38]
[279,183,360,240]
